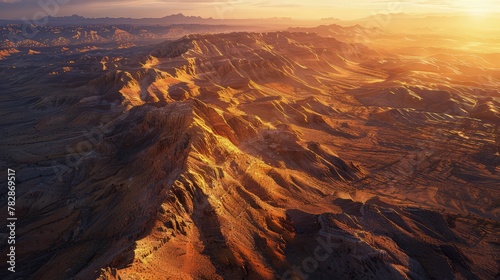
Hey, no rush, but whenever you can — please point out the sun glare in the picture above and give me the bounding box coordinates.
[456,0,495,17]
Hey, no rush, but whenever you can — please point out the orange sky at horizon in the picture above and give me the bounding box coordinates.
[0,0,500,20]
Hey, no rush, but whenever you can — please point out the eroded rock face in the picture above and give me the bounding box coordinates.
[1,31,498,280]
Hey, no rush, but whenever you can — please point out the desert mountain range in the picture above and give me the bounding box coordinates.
[0,18,499,280]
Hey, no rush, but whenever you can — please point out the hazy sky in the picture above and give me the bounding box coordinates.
[0,0,498,20]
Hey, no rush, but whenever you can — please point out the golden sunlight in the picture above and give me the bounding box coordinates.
[456,0,495,16]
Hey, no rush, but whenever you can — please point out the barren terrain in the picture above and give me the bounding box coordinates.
[0,23,499,280]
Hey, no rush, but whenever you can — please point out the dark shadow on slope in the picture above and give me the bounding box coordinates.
[192,190,244,280]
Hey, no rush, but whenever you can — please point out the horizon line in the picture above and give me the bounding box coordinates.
[1,11,497,22]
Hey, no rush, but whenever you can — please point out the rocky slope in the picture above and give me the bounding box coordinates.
[0,31,499,280]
